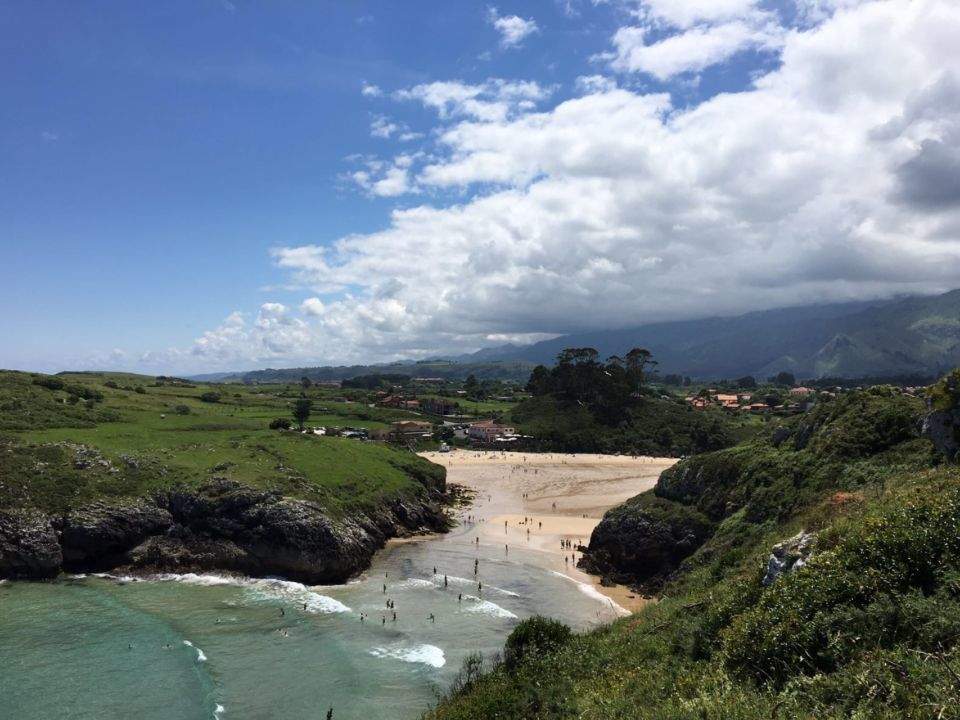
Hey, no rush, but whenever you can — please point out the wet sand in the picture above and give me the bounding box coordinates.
[419,450,677,613]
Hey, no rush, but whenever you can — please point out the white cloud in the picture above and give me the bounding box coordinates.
[575,75,618,94]
[395,78,552,122]
[370,115,401,139]
[636,0,762,29]
[166,0,960,371]
[488,7,539,48]
[601,0,786,80]
[361,82,382,97]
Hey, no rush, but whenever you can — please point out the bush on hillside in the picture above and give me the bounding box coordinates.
[504,617,572,670]
[269,417,292,430]
[721,488,960,687]
[174,404,191,415]
[200,391,221,403]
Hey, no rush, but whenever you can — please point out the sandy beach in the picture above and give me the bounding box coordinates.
[419,450,677,613]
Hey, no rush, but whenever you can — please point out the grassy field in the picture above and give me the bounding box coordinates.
[0,370,443,515]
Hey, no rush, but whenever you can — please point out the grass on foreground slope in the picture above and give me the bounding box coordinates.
[0,370,443,515]
[426,387,960,719]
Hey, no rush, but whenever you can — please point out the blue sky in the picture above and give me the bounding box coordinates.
[2,1,959,373]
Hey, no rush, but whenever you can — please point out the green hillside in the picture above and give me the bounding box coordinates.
[0,370,443,516]
[426,383,960,719]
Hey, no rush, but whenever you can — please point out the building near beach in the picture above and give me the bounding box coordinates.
[467,419,517,443]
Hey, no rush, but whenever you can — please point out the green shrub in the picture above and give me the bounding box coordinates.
[200,391,221,403]
[721,489,960,687]
[504,616,572,670]
[134,386,146,394]
[174,404,191,415]
[270,417,292,430]
[32,376,64,391]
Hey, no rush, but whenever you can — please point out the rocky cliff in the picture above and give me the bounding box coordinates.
[0,476,448,583]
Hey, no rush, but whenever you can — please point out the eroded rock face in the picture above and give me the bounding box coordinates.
[0,478,448,583]
[922,409,960,462]
[58,500,173,569]
[762,530,816,586]
[579,494,713,590]
[0,509,62,579]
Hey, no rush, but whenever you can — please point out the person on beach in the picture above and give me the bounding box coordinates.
[303,602,308,611]
[383,583,387,594]
[280,607,285,617]
[444,575,448,588]
[326,708,333,720]
[478,581,483,593]
[392,611,397,622]
[474,559,479,575]
[382,616,386,626]
[428,613,435,623]
[458,593,462,603]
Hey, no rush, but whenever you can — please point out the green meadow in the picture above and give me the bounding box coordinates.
[0,370,443,515]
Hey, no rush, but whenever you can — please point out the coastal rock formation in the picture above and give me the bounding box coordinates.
[761,530,816,586]
[0,476,447,583]
[0,509,62,579]
[579,493,713,589]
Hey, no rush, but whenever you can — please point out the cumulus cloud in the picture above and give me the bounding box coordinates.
[361,82,382,97]
[601,0,783,80]
[488,7,539,48]
[395,79,552,122]
[169,0,960,371]
[606,20,782,80]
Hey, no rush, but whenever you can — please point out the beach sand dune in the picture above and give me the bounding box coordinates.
[420,450,676,612]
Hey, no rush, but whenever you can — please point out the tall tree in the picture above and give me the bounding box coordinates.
[625,348,656,394]
[292,398,312,431]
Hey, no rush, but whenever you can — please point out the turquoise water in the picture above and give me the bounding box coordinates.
[0,523,620,720]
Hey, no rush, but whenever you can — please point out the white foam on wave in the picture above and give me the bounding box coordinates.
[183,640,207,662]
[396,578,436,590]
[549,571,630,617]
[92,572,141,583]
[154,573,235,587]
[370,644,446,668]
[214,703,225,719]
[146,573,351,614]
[443,575,520,597]
[461,596,518,620]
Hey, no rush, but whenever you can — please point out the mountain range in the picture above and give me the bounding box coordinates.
[195,289,960,383]
[463,289,960,379]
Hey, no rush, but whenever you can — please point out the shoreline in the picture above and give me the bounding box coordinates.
[419,449,676,613]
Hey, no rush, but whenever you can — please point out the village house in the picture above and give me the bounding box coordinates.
[467,419,517,443]
[385,420,433,439]
[790,386,815,397]
[715,393,740,409]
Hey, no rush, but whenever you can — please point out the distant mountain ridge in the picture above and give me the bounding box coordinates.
[460,289,960,379]
[194,290,960,383]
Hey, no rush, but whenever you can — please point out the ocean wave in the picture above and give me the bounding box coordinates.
[214,703,225,719]
[183,640,207,662]
[549,571,629,616]
[395,578,436,590]
[147,573,352,614]
[370,643,446,668]
[461,596,518,619]
[443,575,520,597]
[92,572,141,583]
